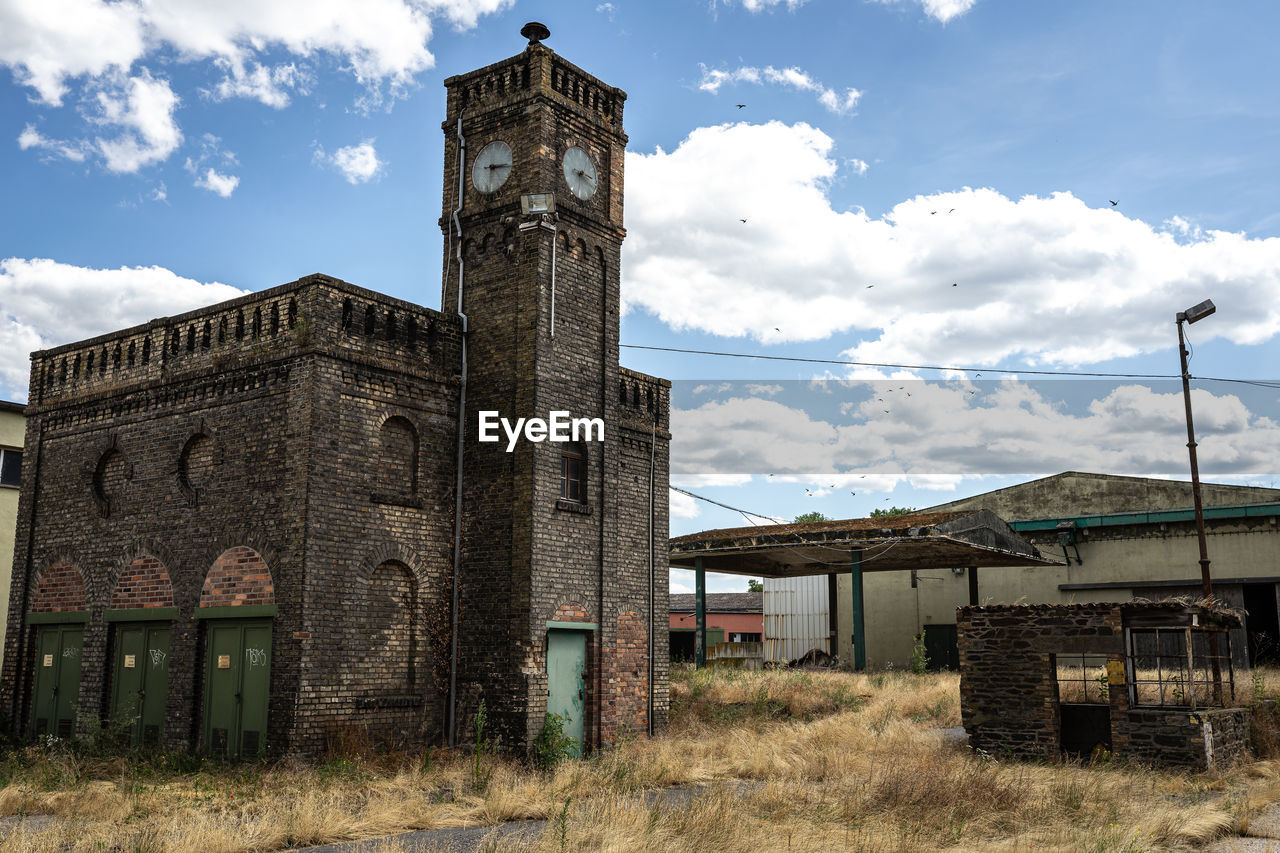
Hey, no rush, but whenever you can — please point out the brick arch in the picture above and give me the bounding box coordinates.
[551,602,594,624]
[200,546,274,608]
[110,555,174,610]
[31,562,88,614]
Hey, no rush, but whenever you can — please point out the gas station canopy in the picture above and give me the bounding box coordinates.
[669,509,1062,578]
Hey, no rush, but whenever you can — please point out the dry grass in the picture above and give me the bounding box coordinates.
[1,668,1279,851]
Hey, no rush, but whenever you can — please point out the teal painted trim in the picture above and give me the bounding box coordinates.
[195,604,278,620]
[104,607,179,623]
[546,620,598,631]
[26,611,90,625]
[1010,502,1280,532]
[850,548,866,671]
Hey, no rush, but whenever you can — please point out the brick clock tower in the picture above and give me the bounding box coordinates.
[439,24,670,750]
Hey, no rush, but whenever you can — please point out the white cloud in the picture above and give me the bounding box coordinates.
[3,0,511,170]
[872,0,979,24]
[847,157,869,176]
[0,0,146,106]
[185,133,240,195]
[624,121,1280,367]
[698,64,861,115]
[670,489,701,519]
[725,0,810,10]
[193,168,240,198]
[0,258,247,399]
[320,140,384,184]
[596,3,617,19]
[670,381,1280,484]
[920,0,978,23]
[17,124,87,162]
[91,70,183,173]
[208,60,306,109]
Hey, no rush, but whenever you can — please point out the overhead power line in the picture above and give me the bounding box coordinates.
[621,343,1278,388]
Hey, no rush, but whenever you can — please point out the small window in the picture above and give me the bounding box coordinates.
[0,449,21,487]
[560,444,585,503]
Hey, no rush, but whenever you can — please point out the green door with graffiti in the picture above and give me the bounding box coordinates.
[31,625,84,739]
[202,620,271,759]
[110,623,170,747]
[546,629,586,757]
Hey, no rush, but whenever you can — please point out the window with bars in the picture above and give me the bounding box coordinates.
[1126,626,1234,708]
[560,444,585,503]
[1053,653,1111,704]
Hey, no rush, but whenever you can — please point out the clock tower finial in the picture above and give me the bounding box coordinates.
[520,21,550,45]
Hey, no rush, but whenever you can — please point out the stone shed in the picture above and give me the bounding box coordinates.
[958,601,1250,768]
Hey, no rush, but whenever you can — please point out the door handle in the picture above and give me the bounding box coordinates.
[235,693,242,703]
[138,690,146,699]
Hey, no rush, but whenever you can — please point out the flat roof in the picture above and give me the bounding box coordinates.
[670,509,1062,578]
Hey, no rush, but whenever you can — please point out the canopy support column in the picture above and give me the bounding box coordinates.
[695,556,706,669]
[851,548,866,671]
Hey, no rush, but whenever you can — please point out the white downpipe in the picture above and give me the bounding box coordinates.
[448,113,468,748]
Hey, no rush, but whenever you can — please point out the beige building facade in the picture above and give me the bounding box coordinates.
[0,401,24,655]
[832,472,1280,670]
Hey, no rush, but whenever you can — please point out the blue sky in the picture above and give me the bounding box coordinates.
[3,0,1279,594]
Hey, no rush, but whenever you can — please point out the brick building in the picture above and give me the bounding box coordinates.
[2,25,670,758]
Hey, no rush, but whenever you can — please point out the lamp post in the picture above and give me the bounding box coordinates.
[1176,298,1216,599]
[1177,298,1222,704]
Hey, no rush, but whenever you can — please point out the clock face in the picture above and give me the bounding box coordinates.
[562,146,597,200]
[472,140,512,193]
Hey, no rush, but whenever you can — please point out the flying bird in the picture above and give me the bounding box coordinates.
[736,104,746,109]
[850,491,856,496]
[1109,200,1118,207]
[866,284,874,289]
[952,283,958,287]
[740,218,748,223]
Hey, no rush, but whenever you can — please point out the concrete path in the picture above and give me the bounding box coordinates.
[1205,802,1280,852]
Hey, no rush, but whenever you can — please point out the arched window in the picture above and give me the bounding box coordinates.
[560,442,586,503]
[363,562,417,691]
[364,305,377,337]
[341,299,353,332]
[379,416,418,497]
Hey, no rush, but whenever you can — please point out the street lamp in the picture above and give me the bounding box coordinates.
[1176,298,1215,598]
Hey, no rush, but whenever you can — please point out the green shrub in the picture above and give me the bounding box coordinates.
[532,712,578,770]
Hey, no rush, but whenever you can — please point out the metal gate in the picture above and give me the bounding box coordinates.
[111,623,170,747]
[202,619,271,759]
[31,624,84,738]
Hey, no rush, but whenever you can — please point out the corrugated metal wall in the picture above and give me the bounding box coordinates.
[763,576,829,663]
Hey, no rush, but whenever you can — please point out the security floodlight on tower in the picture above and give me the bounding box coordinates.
[521,193,555,215]
[1179,299,1216,324]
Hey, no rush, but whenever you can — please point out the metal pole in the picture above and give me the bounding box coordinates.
[1178,318,1213,598]
[695,556,706,669]
[851,548,865,671]
[1178,315,1222,703]
[967,566,979,607]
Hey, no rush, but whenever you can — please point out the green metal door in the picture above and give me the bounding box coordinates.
[110,623,170,746]
[546,629,586,757]
[31,625,84,739]
[202,619,271,759]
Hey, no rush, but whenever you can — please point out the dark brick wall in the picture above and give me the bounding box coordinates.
[439,42,668,753]
[959,603,1251,768]
[3,40,670,759]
